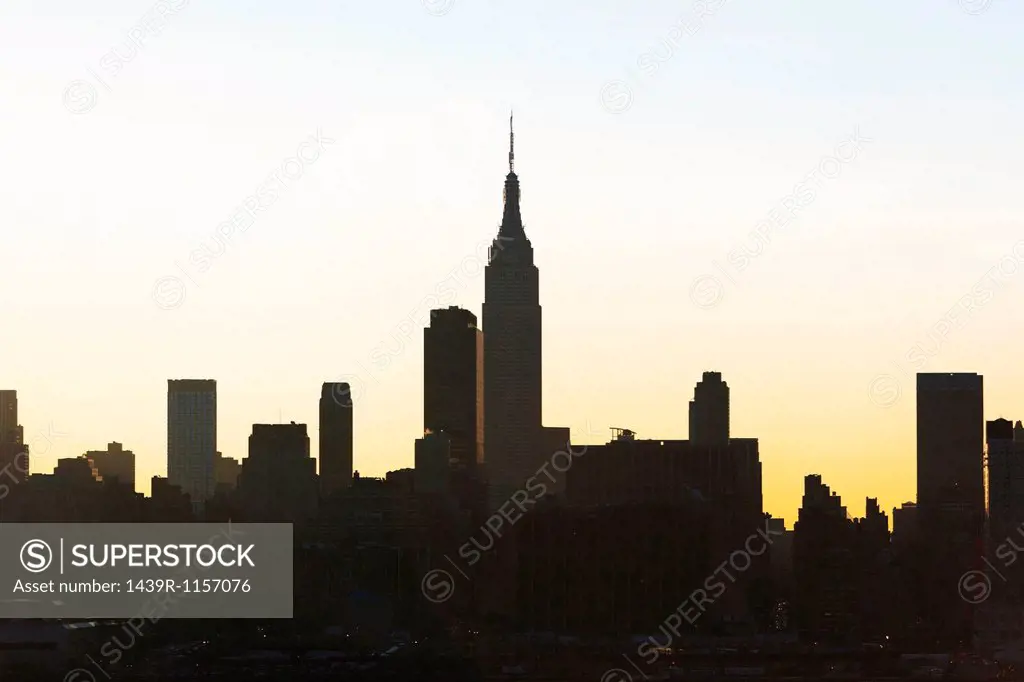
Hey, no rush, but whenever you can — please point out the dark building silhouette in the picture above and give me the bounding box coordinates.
[3,457,146,523]
[917,373,984,517]
[566,436,762,519]
[0,390,21,445]
[914,372,983,649]
[0,389,27,477]
[793,475,857,644]
[510,501,712,634]
[483,115,543,510]
[320,382,354,497]
[58,456,102,483]
[414,431,451,495]
[889,501,923,646]
[853,498,893,643]
[891,501,918,553]
[239,422,318,522]
[424,306,483,469]
[766,517,795,632]
[213,450,241,494]
[689,371,730,447]
[84,441,136,491]
[985,418,1024,606]
[563,430,764,627]
[319,470,422,543]
[150,475,194,521]
[987,417,1024,540]
[167,379,217,512]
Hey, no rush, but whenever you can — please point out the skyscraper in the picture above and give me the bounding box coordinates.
[167,379,217,512]
[424,306,483,469]
[320,382,354,497]
[689,371,729,447]
[915,372,984,647]
[239,422,317,522]
[0,390,27,475]
[483,114,543,509]
[916,373,984,516]
[986,418,1024,539]
[0,390,21,445]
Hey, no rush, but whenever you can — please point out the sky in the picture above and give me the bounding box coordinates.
[2,0,1023,526]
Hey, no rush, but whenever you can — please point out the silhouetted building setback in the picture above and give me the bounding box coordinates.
[483,115,543,511]
[167,379,217,513]
[793,475,857,644]
[320,382,354,496]
[239,422,318,522]
[56,456,102,484]
[689,371,730,447]
[84,441,136,491]
[424,306,483,469]
[213,451,241,493]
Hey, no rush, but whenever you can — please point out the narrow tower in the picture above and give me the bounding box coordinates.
[689,371,730,447]
[482,113,543,509]
[320,382,354,497]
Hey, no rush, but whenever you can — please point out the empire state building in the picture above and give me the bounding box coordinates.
[483,115,543,509]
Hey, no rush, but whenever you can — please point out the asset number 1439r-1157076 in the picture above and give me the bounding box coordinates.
[126,578,251,593]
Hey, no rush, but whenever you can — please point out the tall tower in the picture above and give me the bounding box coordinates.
[0,390,22,445]
[167,379,217,513]
[320,382,354,497]
[483,113,543,509]
[0,390,26,475]
[915,372,984,647]
[916,373,984,516]
[689,371,729,447]
[424,306,484,469]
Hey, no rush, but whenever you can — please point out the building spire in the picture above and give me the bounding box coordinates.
[491,112,530,263]
[509,109,515,174]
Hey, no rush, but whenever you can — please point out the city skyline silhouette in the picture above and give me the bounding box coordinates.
[4,1,1024,678]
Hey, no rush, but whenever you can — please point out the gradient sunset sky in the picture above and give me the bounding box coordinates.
[2,0,1024,526]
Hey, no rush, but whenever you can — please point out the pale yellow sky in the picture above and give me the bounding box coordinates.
[3,0,1024,526]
